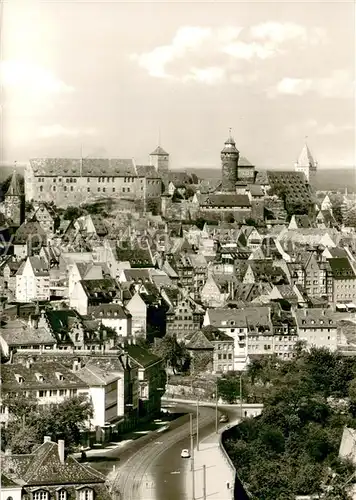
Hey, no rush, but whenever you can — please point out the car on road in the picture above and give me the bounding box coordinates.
[219,414,229,423]
[181,449,190,458]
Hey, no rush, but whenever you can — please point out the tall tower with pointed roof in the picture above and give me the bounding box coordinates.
[294,141,318,187]
[149,146,169,175]
[2,170,24,227]
[221,131,239,192]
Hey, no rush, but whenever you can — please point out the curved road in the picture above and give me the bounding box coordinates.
[109,404,239,500]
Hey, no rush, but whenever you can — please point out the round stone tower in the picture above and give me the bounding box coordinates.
[221,132,239,192]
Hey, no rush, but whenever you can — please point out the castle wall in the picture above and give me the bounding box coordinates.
[26,166,162,208]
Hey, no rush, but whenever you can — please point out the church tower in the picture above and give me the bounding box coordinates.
[3,170,24,227]
[294,141,318,187]
[149,146,169,175]
[221,131,239,192]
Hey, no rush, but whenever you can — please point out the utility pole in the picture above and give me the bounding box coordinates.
[202,464,206,500]
[196,398,200,451]
[239,373,243,418]
[190,413,195,500]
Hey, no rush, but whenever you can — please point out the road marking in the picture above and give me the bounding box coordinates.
[155,441,163,444]
[170,471,180,475]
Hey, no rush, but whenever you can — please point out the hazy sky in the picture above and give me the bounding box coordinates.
[1,0,355,170]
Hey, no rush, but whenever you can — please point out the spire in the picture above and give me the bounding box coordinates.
[6,169,22,197]
[221,128,239,153]
[297,140,317,168]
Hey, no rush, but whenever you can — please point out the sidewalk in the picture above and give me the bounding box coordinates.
[185,422,238,500]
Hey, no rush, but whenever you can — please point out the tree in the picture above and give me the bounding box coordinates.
[63,206,84,220]
[217,371,246,404]
[152,335,190,374]
[2,394,93,453]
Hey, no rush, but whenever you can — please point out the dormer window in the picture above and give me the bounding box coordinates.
[15,374,24,384]
[57,490,67,500]
[33,490,48,500]
[35,372,44,382]
[55,372,64,381]
[77,488,93,500]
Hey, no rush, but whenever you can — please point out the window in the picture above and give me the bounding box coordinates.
[112,188,115,192]
[87,178,90,183]
[64,186,67,191]
[87,188,90,192]
[39,186,43,192]
[70,186,74,191]
[53,186,56,191]
[58,491,67,500]
[78,489,93,500]
[33,490,48,500]
[98,187,101,192]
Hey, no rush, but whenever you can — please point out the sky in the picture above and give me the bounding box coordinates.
[1,0,355,170]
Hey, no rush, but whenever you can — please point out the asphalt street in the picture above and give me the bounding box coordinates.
[92,404,240,500]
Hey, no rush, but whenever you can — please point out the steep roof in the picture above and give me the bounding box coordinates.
[0,361,88,391]
[267,170,314,206]
[30,158,136,177]
[91,303,131,319]
[1,440,106,486]
[14,220,47,245]
[0,322,55,346]
[327,257,356,279]
[125,344,162,368]
[80,278,122,300]
[197,193,251,208]
[296,143,317,168]
[6,170,23,196]
[150,146,169,156]
[136,165,161,179]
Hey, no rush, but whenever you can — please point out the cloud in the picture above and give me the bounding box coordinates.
[250,22,325,45]
[131,26,213,78]
[223,41,277,60]
[37,124,96,139]
[1,60,74,94]
[270,70,354,98]
[132,23,327,84]
[183,67,226,85]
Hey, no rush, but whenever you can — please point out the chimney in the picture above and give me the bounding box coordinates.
[43,436,51,443]
[58,439,65,464]
[26,358,33,370]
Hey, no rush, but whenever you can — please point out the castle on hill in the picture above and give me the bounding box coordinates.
[189,132,317,223]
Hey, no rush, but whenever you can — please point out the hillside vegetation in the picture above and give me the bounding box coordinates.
[224,347,356,499]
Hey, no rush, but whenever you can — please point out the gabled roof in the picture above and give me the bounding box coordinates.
[6,170,23,196]
[14,220,47,245]
[1,440,106,486]
[91,303,131,319]
[136,165,161,179]
[0,321,55,346]
[80,278,122,300]
[125,344,162,368]
[76,365,121,386]
[116,243,153,267]
[185,330,214,350]
[327,257,356,279]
